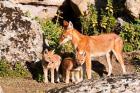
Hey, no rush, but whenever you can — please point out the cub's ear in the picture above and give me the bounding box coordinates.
[44,49,48,54]
[51,49,55,54]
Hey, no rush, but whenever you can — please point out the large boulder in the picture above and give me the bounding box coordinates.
[8,0,65,19]
[9,0,95,19]
[125,0,140,19]
[48,74,140,93]
[17,4,58,19]
[70,0,95,16]
[0,1,43,64]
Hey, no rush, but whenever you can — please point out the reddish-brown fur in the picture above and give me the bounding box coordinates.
[42,49,61,83]
[59,21,126,79]
[62,57,83,83]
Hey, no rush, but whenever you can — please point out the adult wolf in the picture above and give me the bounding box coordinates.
[59,21,126,79]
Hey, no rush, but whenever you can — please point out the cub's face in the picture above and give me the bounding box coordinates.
[43,50,54,64]
[76,51,86,66]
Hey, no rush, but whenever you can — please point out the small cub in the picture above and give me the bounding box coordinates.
[42,49,61,83]
[62,57,83,83]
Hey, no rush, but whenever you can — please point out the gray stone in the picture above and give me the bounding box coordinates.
[0,1,43,64]
[5,0,61,19]
[125,0,140,18]
[48,74,140,93]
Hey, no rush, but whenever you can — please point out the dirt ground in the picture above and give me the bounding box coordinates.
[0,77,72,93]
[0,52,139,93]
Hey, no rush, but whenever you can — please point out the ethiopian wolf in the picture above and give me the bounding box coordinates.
[42,49,61,83]
[59,21,126,79]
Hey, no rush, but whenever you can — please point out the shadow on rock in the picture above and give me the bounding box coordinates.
[26,61,44,82]
[131,57,140,72]
[91,60,108,77]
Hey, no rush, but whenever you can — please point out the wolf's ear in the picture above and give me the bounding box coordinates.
[67,21,74,29]
[63,20,69,27]
[63,20,69,30]
[63,20,73,30]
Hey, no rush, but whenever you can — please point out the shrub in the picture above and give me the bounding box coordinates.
[13,62,29,77]
[80,4,99,35]
[100,0,116,33]
[0,60,29,77]
[41,19,74,53]
[38,0,140,53]
[41,20,63,48]
[120,22,140,52]
[80,0,140,52]
[0,60,11,77]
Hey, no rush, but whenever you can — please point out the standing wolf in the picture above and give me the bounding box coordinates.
[42,49,61,83]
[62,57,83,83]
[59,21,126,79]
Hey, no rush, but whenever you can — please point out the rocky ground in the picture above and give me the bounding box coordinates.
[0,52,140,93]
[50,74,140,93]
[0,0,140,93]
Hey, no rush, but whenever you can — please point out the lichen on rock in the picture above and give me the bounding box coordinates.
[48,74,140,93]
[0,1,43,64]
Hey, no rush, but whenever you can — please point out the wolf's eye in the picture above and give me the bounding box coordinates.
[62,35,66,38]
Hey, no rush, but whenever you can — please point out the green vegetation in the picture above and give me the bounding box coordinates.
[0,0,140,81]
[100,0,116,33]
[80,0,140,52]
[120,22,140,52]
[41,20,63,48]
[80,0,116,35]
[39,0,140,53]
[0,60,29,77]
[80,5,99,35]
[41,19,74,53]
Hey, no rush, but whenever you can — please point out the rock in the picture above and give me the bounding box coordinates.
[7,0,65,19]
[117,17,125,26]
[0,1,43,64]
[7,0,95,19]
[125,0,140,19]
[70,0,95,16]
[17,4,58,19]
[70,0,88,16]
[48,74,140,93]
[10,0,65,6]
